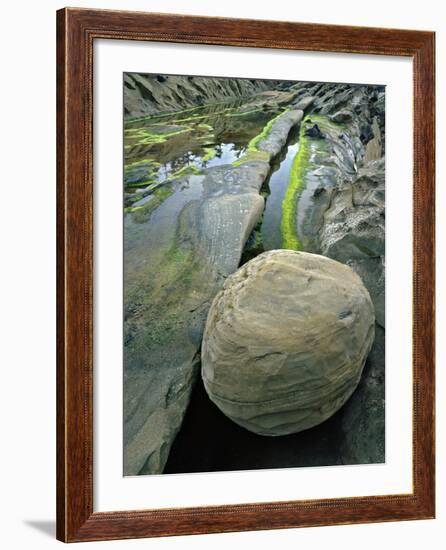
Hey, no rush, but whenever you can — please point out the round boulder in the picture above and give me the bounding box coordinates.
[201,250,375,436]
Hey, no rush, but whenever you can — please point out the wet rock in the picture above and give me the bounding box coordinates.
[304,123,325,139]
[284,114,365,254]
[124,170,267,475]
[320,158,385,328]
[125,165,152,185]
[198,166,268,277]
[237,90,300,115]
[293,95,316,111]
[282,91,385,329]
[364,117,383,162]
[330,110,353,123]
[338,325,385,463]
[202,250,375,436]
[257,110,303,157]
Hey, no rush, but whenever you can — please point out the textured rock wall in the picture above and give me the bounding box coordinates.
[124,74,285,119]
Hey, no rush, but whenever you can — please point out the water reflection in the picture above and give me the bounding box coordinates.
[261,140,300,250]
[124,100,273,199]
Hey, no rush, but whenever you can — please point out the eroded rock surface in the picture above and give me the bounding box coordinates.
[320,158,385,327]
[124,74,283,119]
[202,250,375,436]
[124,76,387,474]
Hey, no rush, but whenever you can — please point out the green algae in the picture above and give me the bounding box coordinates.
[126,185,174,223]
[125,164,203,219]
[125,241,199,354]
[138,127,192,145]
[137,314,178,348]
[232,149,270,166]
[169,164,202,180]
[124,160,160,179]
[246,110,287,152]
[280,114,333,250]
[280,118,311,250]
[225,108,262,118]
[232,110,288,167]
[197,123,214,132]
[124,124,194,148]
[124,178,157,190]
[125,158,160,171]
[305,113,344,133]
[201,147,217,162]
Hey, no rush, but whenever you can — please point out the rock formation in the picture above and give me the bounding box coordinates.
[123,76,386,474]
[124,74,285,119]
[201,250,375,436]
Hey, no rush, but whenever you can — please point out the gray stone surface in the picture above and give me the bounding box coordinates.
[320,158,385,328]
[257,110,303,157]
[338,325,385,463]
[201,250,375,436]
[124,74,281,119]
[292,95,316,111]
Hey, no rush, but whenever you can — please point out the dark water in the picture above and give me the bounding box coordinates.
[164,378,343,474]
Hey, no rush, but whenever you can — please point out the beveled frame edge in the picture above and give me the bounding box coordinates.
[56,7,435,543]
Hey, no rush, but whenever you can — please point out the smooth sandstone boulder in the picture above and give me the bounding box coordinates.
[201,250,375,436]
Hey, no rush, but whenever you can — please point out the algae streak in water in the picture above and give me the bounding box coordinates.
[247,110,288,151]
[233,109,288,166]
[281,119,310,250]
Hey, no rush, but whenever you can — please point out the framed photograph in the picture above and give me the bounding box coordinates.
[56,7,435,542]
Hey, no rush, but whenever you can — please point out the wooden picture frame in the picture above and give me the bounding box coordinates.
[56,7,435,542]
